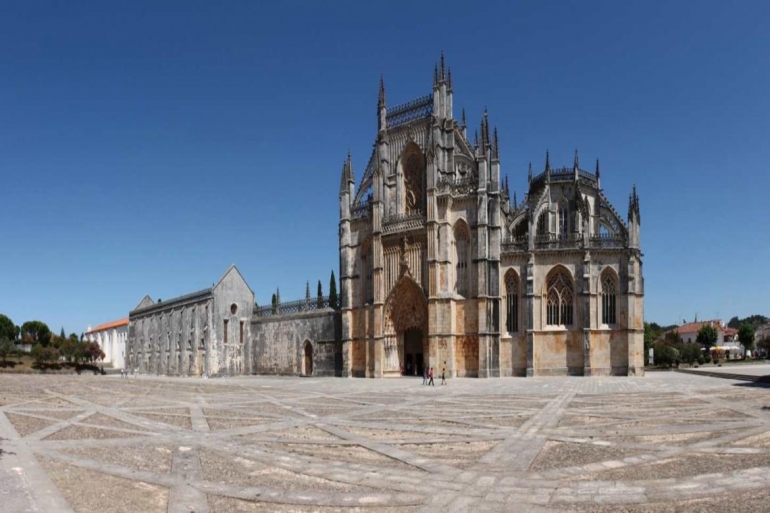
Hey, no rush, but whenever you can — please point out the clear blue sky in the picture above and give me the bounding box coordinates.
[1,1,768,335]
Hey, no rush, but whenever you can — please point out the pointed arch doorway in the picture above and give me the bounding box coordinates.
[403,327,424,376]
[303,341,313,376]
[384,276,428,377]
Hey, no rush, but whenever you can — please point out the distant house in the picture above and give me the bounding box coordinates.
[665,319,746,358]
[84,318,128,369]
[668,319,728,344]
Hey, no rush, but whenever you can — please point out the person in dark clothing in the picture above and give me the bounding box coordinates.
[441,362,446,385]
[428,367,435,386]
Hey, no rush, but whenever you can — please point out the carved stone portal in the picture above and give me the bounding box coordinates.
[383,276,427,374]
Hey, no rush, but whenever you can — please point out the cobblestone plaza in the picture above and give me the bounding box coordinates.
[1,372,769,512]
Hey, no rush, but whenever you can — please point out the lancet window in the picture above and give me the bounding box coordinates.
[558,201,569,239]
[601,271,617,325]
[403,147,424,214]
[505,272,519,333]
[546,269,574,326]
[537,210,548,235]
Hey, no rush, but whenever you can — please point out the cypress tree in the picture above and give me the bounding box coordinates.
[317,280,323,308]
[329,270,338,309]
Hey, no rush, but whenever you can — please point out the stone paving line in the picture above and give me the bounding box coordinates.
[0,372,769,512]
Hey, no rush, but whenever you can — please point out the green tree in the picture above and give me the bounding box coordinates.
[0,314,18,341]
[738,323,755,352]
[31,343,45,364]
[0,338,14,363]
[696,324,718,350]
[664,330,682,345]
[317,280,323,308]
[679,343,701,366]
[329,270,338,309]
[652,341,677,368]
[21,321,52,347]
[271,293,277,314]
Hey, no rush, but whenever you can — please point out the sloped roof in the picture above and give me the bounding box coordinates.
[86,318,129,334]
[671,320,724,335]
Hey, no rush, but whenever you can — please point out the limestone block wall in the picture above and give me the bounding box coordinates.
[251,310,340,377]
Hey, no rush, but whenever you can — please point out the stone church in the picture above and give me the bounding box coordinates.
[126,56,644,378]
[339,56,643,378]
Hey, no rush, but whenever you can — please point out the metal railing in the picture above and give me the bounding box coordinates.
[254,295,334,318]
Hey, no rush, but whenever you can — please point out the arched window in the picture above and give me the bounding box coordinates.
[403,145,424,214]
[558,201,569,239]
[546,269,574,326]
[601,271,617,325]
[454,222,470,297]
[537,210,548,236]
[505,271,519,333]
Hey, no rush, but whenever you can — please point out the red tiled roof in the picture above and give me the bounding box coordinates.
[669,320,724,335]
[86,318,129,334]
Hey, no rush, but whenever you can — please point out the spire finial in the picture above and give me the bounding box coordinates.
[504,175,509,195]
[461,108,466,128]
[493,125,499,160]
[433,64,438,86]
[440,50,445,81]
[545,150,550,172]
[595,158,600,178]
[513,190,518,208]
[528,162,532,182]
[447,67,452,89]
[574,148,579,169]
[474,130,479,148]
[378,75,385,108]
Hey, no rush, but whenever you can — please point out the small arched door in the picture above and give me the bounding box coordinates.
[304,342,313,376]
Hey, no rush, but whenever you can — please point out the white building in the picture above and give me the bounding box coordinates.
[85,318,128,369]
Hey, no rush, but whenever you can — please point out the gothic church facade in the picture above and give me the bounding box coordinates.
[339,56,644,378]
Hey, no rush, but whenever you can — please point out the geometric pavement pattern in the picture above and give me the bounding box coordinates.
[1,372,770,512]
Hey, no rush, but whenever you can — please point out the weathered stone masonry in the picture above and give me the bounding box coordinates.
[126,57,643,378]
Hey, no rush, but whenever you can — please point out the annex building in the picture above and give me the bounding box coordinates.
[126,57,644,378]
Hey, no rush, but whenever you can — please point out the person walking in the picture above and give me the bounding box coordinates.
[441,362,446,385]
[428,367,435,386]
[422,366,428,385]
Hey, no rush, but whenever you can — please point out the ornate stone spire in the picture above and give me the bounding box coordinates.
[595,158,600,179]
[513,190,518,209]
[433,64,439,87]
[573,148,579,170]
[440,50,445,81]
[492,125,499,160]
[528,162,532,183]
[474,129,479,148]
[461,108,466,128]
[545,150,551,182]
[627,185,640,223]
[339,152,353,194]
[447,67,452,90]
[378,75,386,109]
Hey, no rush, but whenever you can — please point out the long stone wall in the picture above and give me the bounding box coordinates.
[251,309,340,377]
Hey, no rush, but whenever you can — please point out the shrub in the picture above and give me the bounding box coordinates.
[678,343,701,366]
[697,356,705,365]
[653,341,677,368]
